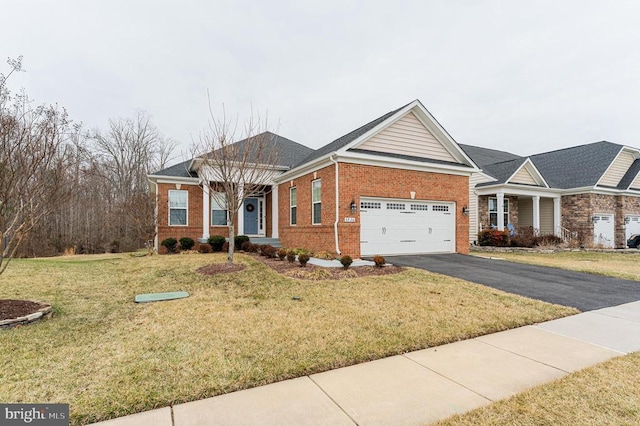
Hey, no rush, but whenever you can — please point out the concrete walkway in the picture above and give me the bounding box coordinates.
[92,300,640,426]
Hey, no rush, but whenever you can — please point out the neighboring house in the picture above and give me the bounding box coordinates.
[462,141,640,248]
[148,100,480,257]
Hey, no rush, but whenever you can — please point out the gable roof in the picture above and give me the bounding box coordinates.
[618,158,640,190]
[295,104,409,167]
[529,141,622,189]
[151,132,314,179]
[480,158,529,184]
[458,144,522,168]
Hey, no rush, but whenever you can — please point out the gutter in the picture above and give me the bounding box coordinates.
[329,154,342,255]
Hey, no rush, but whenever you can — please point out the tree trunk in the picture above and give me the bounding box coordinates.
[227,223,235,264]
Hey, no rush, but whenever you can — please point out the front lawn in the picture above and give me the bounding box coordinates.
[0,253,576,425]
[438,352,640,425]
[480,250,640,281]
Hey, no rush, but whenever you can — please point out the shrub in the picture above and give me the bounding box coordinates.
[478,230,510,247]
[160,237,178,253]
[197,243,212,253]
[277,248,287,261]
[235,235,250,250]
[298,253,310,267]
[179,237,195,251]
[262,245,276,258]
[373,255,386,267]
[208,235,226,252]
[340,255,353,269]
[157,245,169,255]
[222,241,229,252]
[241,241,252,252]
[535,234,563,246]
[286,250,296,263]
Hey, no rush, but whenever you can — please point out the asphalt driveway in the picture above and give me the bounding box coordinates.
[385,254,640,311]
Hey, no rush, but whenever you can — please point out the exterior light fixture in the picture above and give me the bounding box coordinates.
[462,206,469,216]
[350,200,357,214]
[625,216,631,224]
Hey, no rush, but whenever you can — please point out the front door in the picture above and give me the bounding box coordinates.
[243,198,259,235]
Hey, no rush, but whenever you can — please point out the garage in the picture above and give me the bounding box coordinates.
[593,214,614,248]
[360,197,455,256]
[625,215,640,241]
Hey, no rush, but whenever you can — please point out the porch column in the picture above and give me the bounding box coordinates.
[532,195,540,234]
[237,186,244,235]
[497,191,505,231]
[553,197,561,236]
[271,185,279,238]
[202,184,210,239]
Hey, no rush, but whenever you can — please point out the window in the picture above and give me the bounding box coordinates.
[290,187,297,225]
[312,179,321,225]
[489,197,509,227]
[211,193,228,226]
[432,205,449,212]
[386,203,406,210]
[168,190,188,226]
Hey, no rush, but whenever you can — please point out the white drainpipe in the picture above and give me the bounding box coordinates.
[148,178,159,251]
[330,154,342,255]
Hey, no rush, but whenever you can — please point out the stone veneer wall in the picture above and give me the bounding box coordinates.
[477,195,519,233]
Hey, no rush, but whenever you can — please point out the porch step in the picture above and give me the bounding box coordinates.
[249,237,282,248]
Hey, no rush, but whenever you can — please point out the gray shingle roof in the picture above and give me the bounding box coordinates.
[151,132,314,178]
[480,158,529,185]
[151,159,197,178]
[294,104,410,167]
[618,159,640,189]
[458,144,522,167]
[529,141,622,189]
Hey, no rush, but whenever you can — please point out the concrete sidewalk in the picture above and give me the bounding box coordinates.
[92,300,640,426]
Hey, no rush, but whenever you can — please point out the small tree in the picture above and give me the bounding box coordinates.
[191,104,280,264]
[0,57,74,275]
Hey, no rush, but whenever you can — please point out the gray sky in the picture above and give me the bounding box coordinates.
[3,0,640,161]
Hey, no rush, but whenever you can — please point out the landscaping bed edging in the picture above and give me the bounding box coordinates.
[0,301,52,329]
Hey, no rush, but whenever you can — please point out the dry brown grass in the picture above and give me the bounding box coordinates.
[438,352,640,425]
[0,253,576,425]
[484,251,640,281]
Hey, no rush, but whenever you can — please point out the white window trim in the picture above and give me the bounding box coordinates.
[168,189,188,227]
[488,197,509,226]
[290,187,297,226]
[211,192,229,227]
[312,179,322,225]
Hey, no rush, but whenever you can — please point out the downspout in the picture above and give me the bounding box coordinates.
[148,178,159,251]
[330,154,342,255]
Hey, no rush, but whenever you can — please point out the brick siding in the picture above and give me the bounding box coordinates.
[278,163,469,257]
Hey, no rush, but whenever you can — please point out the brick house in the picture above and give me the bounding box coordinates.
[148,100,480,257]
[463,142,640,248]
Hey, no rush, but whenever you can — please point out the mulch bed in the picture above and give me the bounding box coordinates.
[0,299,46,321]
[251,253,403,280]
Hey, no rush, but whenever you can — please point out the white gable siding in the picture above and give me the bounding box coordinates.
[629,172,640,189]
[509,166,539,186]
[600,151,635,187]
[469,173,494,244]
[358,112,457,163]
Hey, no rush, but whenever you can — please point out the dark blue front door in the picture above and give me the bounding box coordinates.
[244,198,258,235]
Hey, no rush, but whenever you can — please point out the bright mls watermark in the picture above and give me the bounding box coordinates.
[1,404,68,425]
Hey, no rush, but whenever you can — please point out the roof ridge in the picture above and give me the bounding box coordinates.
[530,140,619,158]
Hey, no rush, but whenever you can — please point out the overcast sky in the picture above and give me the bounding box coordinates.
[3,0,640,162]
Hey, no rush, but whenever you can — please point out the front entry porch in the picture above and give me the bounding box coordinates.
[475,187,562,238]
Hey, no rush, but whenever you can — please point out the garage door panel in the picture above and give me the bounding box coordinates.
[625,216,640,240]
[360,197,455,256]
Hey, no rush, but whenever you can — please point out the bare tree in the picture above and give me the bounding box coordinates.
[0,57,73,274]
[192,106,280,264]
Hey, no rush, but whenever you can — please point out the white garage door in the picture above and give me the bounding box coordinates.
[593,214,614,248]
[625,215,640,240]
[360,197,455,256]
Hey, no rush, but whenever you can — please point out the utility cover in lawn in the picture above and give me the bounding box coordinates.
[134,291,189,303]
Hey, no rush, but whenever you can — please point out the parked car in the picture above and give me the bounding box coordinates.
[627,234,640,248]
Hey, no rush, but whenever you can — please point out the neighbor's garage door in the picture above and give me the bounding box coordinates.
[593,214,614,248]
[360,197,455,256]
[625,215,640,240]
